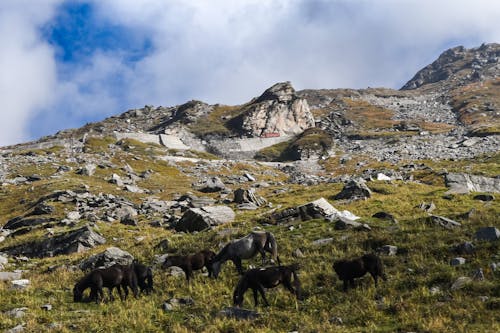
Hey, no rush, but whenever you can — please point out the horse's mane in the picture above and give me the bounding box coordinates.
[212,242,231,262]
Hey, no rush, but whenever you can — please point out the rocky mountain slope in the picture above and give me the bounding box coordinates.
[0,44,499,333]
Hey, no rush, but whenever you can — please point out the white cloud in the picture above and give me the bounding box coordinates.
[1,0,500,146]
[0,1,61,146]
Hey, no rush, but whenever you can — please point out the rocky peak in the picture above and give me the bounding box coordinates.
[401,43,500,90]
[236,82,315,137]
[170,100,213,125]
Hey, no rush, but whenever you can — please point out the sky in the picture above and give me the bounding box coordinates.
[1,0,499,147]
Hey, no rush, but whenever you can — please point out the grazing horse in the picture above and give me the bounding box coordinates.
[233,264,301,307]
[132,260,154,294]
[210,231,280,278]
[333,253,387,292]
[162,249,215,283]
[115,264,139,300]
[73,265,124,303]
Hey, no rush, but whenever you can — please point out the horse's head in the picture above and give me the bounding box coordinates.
[162,257,172,270]
[73,285,83,302]
[210,260,222,279]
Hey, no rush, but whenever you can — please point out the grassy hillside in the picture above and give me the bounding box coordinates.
[0,139,499,332]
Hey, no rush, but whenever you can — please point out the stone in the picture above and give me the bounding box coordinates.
[109,173,124,187]
[233,188,267,207]
[378,245,398,256]
[243,173,256,182]
[0,271,22,281]
[4,307,28,318]
[334,216,371,231]
[418,202,436,213]
[238,82,314,137]
[428,215,461,229]
[450,276,472,291]
[474,227,500,241]
[0,226,106,258]
[472,268,485,281]
[175,206,235,232]
[218,307,260,320]
[165,266,186,278]
[194,177,226,193]
[125,185,144,193]
[453,242,475,255]
[237,203,258,210]
[0,253,8,266]
[292,248,305,258]
[167,297,194,307]
[11,279,30,290]
[473,194,494,201]
[429,286,441,295]
[311,238,334,246]
[333,179,372,200]
[79,247,134,270]
[372,211,397,223]
[3,217,56,230]
[445,173,500,194]
[376,173,392,181]
[41,304,52,311]
[31,203,55,215]
[76,163,96,176]
[5,324,25,333]
[329,317,343,325]
[450,257,466,266]
[66,211,81,221]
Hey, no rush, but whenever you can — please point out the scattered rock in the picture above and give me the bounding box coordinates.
[76,164,96,176]
[428,215,461,229]
[473,194,495,201]
[450,276,472,290]
[329,317,343,325]
[4,307,28,318]
[418,202,436,213]
[218,307,260,320]
[66,211,81,221]
[334,216,371,231]
[175,206,235,232]
[125,185,144,193]
[194,177,226,193]
[41,304,52,311]
[233,188,267,207]
[1,226,106,258]
[79,247,134,270]
[292,248,305,258]
[164,266,186,278]
[11,279,30,290]
[0,271,22,281]
[333,179,372,201]
[474,227,500,241]
[31,204,55,216]
[445,173,500,194]
[311,238,334,246]
[5,324,25,333]
[243,173,256,182]
[378,245,398,256]
[472,268,485,281]
[453,242,475,255]
[450,257,466,266]
[372,211,397,223]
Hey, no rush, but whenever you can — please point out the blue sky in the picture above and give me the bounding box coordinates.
[1,0,499,146]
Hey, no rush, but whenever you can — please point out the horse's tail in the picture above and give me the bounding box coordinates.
[265,231,280,265]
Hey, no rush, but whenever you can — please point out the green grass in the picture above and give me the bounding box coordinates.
[0,137,499,332]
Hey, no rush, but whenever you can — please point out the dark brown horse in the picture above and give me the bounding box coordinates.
[115,264,139,300]
[73,265,124,303]
[210,231,280,278]
[132,260,154,295]
[333,253,387,291]
[233,264,301,307]
[162,249,215,282]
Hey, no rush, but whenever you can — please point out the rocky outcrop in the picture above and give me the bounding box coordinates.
[445,173,500,194]
[175,206,235,232]
[0,225,105,258]
[235,82,315,137]
[233,188,267,207]
[79,247,134,270]
[333,179,372,200]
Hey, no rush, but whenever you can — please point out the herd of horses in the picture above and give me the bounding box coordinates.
[73,231,386,307]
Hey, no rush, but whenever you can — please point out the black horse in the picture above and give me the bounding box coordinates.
[162,249,215,283]
[233,264,301,307]
[211,231,280,278]
[132,260,154,294]
[333,253,387,291]
[73,265,125,303]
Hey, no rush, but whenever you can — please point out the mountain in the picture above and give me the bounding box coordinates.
[0,44,499,332]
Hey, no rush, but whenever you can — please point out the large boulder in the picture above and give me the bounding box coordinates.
[0,225,105,258]
[427,215,461,229]
[233,188,267,207]
[79,247,134,270]
[474,227,500,241]
[333,179,372,201]
[193,177,226,193]
[235,82,315,137]
[445,173,500,194]
[175,206,235,232]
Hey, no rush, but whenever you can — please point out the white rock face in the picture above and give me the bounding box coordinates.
[240,82,315,137]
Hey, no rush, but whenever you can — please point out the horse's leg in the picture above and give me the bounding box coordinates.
[257,284,269,307]
[343,279,348,292]
[98,288,105,303]
[370,271,379,287]
[252,288,259,306]
[350,279,355,289]
[108,287,115,302]
[282,275,297,297]
[232,257,243,275]
[121,284,128,301]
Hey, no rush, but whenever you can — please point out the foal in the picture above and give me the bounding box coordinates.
[132,260,154,294]
[73,265,124,303]
[233,264,301,307]
[333,253,387,291]
[162,249,215,283]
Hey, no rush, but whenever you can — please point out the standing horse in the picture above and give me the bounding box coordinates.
[233,264,301,307]
[73,265,124,303]
[210,231,280,278]
[132,260,154,295]
[333,253,387,292]
[162,249,215,283]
